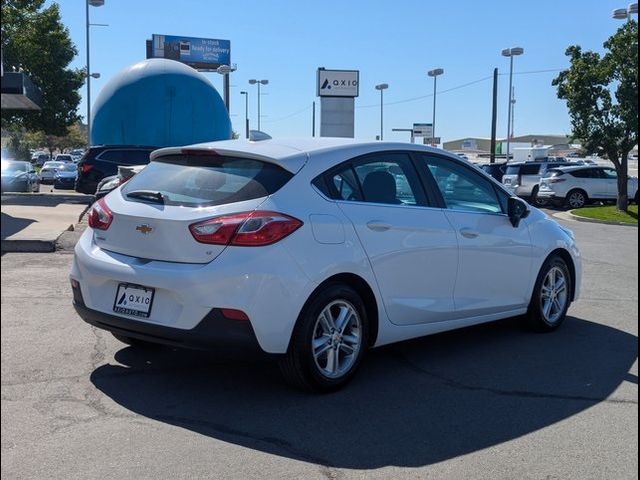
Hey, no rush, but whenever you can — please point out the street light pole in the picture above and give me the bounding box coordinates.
[249,79,269,131]
[427,68,444,142]
[240,91,249,139]
[85,0,105,146]
[501,47,524,161]
[216,64,237,113]
[375,83,388,141]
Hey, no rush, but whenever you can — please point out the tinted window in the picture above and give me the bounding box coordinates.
[352,153,426,206]
[570,168,594,178]
[520,164,541,175]
[330,167,363,201]
[121,155,293,207]
[420,156,504,214]
[99,149,152,165]
[601,168,617,179]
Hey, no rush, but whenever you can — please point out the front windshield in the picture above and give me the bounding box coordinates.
[1,161,29,173]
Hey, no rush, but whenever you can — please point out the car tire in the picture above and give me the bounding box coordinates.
[525,256,572,332]
[566,189,588,209]
[111,332,155,348]
[531,186,548,207]
[279,283,368,393]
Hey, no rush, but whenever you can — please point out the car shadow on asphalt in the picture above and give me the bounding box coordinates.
[90,316,637,469]
[1,212,35,239]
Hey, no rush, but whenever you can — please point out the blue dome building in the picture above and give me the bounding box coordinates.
[91,59,231,147]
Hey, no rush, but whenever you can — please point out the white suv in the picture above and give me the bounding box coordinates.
[501,160,574,206]
[538,165,639,209]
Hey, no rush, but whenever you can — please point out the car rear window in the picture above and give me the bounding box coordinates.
[121,154,293,207]
[544,169,565,178]
[505,165,521,175]
[98,149,152,165]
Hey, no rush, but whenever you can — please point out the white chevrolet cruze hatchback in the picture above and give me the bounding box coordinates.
[71,138,581,391]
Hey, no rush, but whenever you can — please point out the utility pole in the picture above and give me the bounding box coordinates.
[490,68,498,164]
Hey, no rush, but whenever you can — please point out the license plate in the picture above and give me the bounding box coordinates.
[113,283,155,318]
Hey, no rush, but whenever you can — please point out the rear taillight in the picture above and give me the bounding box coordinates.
[189,211,303,246]
[87,198,113,230]
[80,164,93,174]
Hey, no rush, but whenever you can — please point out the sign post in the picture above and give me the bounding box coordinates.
[412,123,433,138]
[317,68,359,138]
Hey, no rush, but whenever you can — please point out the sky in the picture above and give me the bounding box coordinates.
[52,0,632,144]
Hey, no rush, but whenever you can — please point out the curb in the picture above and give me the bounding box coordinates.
[566,210,638,227]
[1,224,74,253]
[1,238,57,253]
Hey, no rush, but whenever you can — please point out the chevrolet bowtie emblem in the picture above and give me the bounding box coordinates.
[136,224,153,235]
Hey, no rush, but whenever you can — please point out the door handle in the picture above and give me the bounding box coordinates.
[460,228,479,239]
[367,221,392,232]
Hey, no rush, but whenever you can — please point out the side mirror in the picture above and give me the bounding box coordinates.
[508,196,530,228]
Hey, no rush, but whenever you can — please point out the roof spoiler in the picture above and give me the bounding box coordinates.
[249,130,272,142]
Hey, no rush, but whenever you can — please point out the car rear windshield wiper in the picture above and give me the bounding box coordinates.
[126,190,166,204]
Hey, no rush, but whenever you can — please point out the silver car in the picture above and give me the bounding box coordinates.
[1,160,40,193]
[502,161,575,206]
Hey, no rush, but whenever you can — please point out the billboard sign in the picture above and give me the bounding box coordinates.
[317,69,359,97]
[412,123,433,137]
[149,34,231,70]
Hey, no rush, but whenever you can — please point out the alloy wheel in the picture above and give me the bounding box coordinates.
[312,300,362,379]
[568,191,586,209]
[540,266,569,324]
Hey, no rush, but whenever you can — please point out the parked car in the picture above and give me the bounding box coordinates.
[53,163,78,190]
[502,160,576,206]
[479,162,508,182]
[1,160,40,193]
[39,161,69,184]
[69,149,85,163]
[538,165,639,208]
[94,164,146,200]
[55,154,74,163]
[75,146,156,194]
[71,138,582,392]
[31,151,50,166]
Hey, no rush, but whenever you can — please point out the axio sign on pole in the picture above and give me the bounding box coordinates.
[317,69,359,97]
[148,34,230,70]
[317,68,359,138]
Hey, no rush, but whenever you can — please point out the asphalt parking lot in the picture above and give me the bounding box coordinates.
[1,217,637,479]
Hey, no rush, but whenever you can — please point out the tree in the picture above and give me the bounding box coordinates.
[553,21,638,211]
[1,0,85,136]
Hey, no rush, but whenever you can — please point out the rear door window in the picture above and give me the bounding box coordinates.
[520,164,541,175]
[121,155,293,207]
[571,168,595,178]
[352,153,426,206]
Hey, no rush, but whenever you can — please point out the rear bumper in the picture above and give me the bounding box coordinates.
[70,228,315,354]
[73,299,264,354]
[536,190,559,199]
